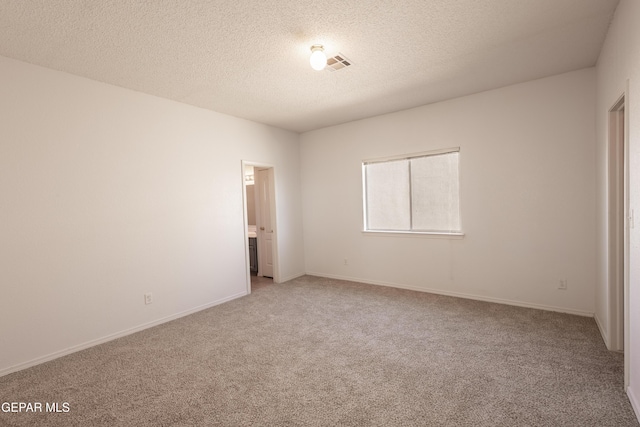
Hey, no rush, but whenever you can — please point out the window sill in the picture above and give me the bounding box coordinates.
[362,230,465,239]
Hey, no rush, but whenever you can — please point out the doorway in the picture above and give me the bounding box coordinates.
[607,93,628,387]
[242,161,278,294]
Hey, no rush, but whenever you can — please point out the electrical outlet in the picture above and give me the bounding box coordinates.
[144,292,153,305]
[558,280,568,290]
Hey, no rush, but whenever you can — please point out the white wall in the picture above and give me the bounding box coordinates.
[0,56,305,375]
[300,69,597,315]
[596,0,640,418]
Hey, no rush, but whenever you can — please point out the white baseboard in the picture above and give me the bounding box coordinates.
[1,273,597,378]
[305,272,594,317]
[277,271,306,283]
[0,291,247,378]
[593,313,610,348]
[629,386,640,423]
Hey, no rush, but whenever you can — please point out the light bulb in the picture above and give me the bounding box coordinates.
[310,45,326,71]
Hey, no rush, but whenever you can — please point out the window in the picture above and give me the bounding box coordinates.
[363,148,462,235]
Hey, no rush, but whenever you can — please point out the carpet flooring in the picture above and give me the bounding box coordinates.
[1,275,638,426]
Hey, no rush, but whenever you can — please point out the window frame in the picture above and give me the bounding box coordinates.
[362,147,464,238]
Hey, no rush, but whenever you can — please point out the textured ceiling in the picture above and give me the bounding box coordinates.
[0,0,620,133]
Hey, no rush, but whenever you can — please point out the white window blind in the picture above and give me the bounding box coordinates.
[363,149,461,233]
[365,159,410,230]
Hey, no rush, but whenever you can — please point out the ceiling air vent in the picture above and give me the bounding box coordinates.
[326,54,352,71]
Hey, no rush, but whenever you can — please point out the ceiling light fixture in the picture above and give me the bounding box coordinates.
[309,45,327,71]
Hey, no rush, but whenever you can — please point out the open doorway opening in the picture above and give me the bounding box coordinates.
[242,162,278,294]
[607,93,628,387]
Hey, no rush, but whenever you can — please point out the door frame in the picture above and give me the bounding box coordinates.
[241,160,280,294]
[607,89,629,388]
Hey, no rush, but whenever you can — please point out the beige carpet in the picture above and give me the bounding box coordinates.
[1,275,638,426]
